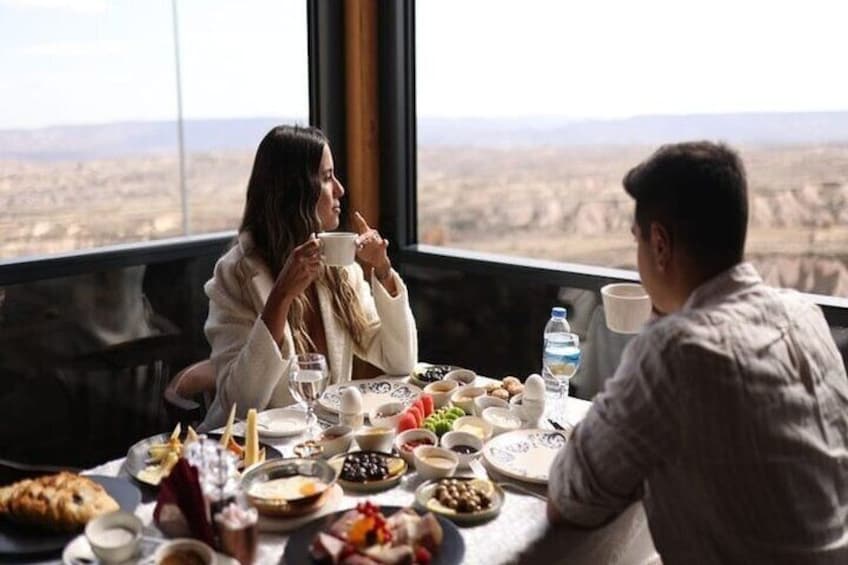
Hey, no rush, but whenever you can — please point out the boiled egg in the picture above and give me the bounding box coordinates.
[340,387,363,414]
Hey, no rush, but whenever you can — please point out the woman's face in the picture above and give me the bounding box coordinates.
[316,144,345,230]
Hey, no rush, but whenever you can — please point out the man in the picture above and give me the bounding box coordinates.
[547,142,848,564]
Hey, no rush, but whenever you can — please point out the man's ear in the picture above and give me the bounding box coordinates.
[649,221,671,272]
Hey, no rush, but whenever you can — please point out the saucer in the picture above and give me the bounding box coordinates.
[62,534,238,565]
[256,407,315,438]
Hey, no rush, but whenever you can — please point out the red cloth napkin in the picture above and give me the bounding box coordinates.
[153,459,216,546]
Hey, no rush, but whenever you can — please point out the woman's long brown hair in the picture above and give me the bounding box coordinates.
[239,125,372,355]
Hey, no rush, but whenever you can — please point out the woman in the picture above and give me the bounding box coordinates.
[199,125,417,431]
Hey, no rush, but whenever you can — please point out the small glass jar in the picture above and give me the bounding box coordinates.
[183,437,241,515]
[215,502,258,565]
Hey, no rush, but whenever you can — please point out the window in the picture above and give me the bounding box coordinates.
[0,0,308,260]
[415,0,848,298]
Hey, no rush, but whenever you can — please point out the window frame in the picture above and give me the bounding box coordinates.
[377,0,848,327]
[1,1,845,327]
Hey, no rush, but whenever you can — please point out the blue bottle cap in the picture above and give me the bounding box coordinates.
[551,307,567,318]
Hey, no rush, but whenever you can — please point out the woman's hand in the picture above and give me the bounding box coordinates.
[353,212,390,275]
[275,235,323,299]
[262,235,323,345]
[353,212,398,295]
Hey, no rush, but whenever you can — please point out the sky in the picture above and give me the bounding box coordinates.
[416,0,848,119]
[0,0,309,129]
[1,0,847,130]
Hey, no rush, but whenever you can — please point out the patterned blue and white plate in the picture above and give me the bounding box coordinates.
[318,378,422,415]
[482,428,570,484]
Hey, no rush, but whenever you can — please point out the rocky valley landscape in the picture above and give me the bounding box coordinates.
[1,115,847,297]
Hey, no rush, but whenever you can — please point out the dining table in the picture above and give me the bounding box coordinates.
[73,375,658,565]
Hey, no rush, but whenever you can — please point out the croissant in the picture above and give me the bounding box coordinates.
[0,472,119,532]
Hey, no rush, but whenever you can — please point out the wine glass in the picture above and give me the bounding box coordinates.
[287,353,330,435]
[542,332,581,423]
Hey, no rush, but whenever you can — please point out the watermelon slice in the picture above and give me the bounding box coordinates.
[408,405,424,427]
[420,394,434,416]
[397,412,417,433]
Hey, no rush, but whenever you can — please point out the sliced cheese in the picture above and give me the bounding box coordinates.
[244,408,259,467]
[220,403,237,447]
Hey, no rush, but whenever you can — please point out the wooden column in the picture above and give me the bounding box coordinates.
[344,0,381,230]
[345,0,384,379]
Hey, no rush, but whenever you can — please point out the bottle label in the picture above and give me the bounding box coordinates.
[542,334,580,379]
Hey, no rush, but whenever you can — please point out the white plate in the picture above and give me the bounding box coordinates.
[482,428,570,484]
[327,452,408,493]
[318,378,421,415]
[414,478,504,525]
[62,534,238,565]
[256,407,314,438]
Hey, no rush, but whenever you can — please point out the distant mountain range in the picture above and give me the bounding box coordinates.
[418,112,848,147]
[0,117,301,161]
[2,112,848,160]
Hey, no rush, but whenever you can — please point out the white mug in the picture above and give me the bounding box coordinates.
[318,232,357,267]
[601,283,652,334]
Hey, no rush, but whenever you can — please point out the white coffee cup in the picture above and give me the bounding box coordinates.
[601,283,652,334]
[318,232,357,267]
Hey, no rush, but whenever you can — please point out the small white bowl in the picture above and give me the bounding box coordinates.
[85,510,143,563]
[451,415,493,441]
[473,395,509,417]
[369,401,405,429]
[445,368,477,386]
[394,428,438,466]
[413,445,459,480]
[317,425,354,458]
[354,426,396,452]
[423,380,459,409]
[439,430,483,469]
[482,407,523,436]
[153,538,215,565]
[450,386,486,415]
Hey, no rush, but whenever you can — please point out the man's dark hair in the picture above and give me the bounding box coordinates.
[623,141,748,273]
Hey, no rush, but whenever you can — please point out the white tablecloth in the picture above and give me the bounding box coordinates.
[84,392,657,565]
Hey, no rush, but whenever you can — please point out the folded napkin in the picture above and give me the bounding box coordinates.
[153,458,216,546]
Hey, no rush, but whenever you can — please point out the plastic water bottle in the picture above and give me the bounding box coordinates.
[542,307,580,422]
[542,307,570,376]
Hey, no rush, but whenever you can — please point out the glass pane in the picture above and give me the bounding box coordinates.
[416,0,848,297]
[0,0,308,260]
[0,251,222,466]
[178,0,308,234]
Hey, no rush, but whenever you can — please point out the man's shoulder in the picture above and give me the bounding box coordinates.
[624,308,732,373]
[643,283,824,354]
[635,312,703,350]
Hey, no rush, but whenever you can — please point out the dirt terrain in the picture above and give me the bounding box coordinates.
[419,144,848,297]
[1,143,846,297]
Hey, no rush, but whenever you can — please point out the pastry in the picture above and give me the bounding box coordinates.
[0,472,119,532]
[489,388,510,401]
[502,376,524,397]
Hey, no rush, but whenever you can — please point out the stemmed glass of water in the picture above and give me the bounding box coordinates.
[287,353,330,435]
